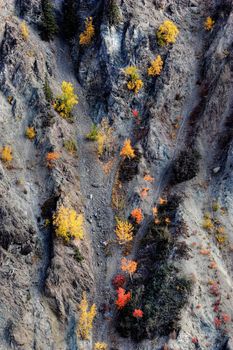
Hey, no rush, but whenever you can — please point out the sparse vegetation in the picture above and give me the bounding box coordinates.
[172,149,200,184]
[79,17,95,45]
[124,66,143,94]
[95,343,108,350]
[20,21,29,41]
[204,17,215,31]
[148,55,163,76]
[1,146,13,163]
[25,127,36,140]
[77,292,96,340]
[86,124,99,141]
[74,247,84,262]
[53,81,78,119]
[131,208,143,224]
[41,0,58,41]
[157,20,179,46]
[53,206,84,242]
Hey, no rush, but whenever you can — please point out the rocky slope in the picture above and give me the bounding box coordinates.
[0,0,233,349]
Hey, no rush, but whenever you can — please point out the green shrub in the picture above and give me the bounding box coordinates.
[86,124,99,141]
[44,77,53,102]
[74,247,84,262]
[41,0,58,41]
[63,139,77,155]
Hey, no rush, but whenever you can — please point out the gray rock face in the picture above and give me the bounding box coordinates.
[0,0,233,349]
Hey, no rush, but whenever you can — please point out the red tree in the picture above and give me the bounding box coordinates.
[115,288,131,309]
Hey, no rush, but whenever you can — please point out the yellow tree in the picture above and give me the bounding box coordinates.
[115,219,134,244]
[157,20,179,46]
[79,17,95,45]
[120,139,135,159]
[121,257,137,279]
[148,55,163,76]
[124,66,143,94]
[95,343,108,350]
[53,81,78,119]
[53,206,84,242]
[20,21,29,40]
[25,127,36,140]
[204,17,215,31]
[1,145,13,163]
[78,292,96,340]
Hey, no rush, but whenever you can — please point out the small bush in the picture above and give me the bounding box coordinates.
[53,206,84,242]
[86,124,99,141]
[172,149,200,184]
[1,146,13,163]
[53,81,78,119]
[202,217,214,231]
[25,127,36,140]
[44,77,53,102]
[107,0,121,27]
[74,247,84,262]
[124,66,143,94]
[131,208,143,224]
[157,20,179,46]
[148,55,163,77]
[20,21,29,41]
[204,17,215,31]
[120,139,135,159]
[64,139,77,155]
[95,343,108,350]
[46,152,60,167]
[79,17,95,45]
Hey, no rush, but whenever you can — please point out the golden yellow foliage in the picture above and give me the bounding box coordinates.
[78,292,96,340]
[79,17,95,45]
[95,343,108,350]
[53,206,84,241]
[204,17,215,31]
[124,66,143,94]
[1,145,13,163]
[25,127,36,140]
[148,55,163,76]
[53,81,78,119]
[157,20,179,46]
[202,217,214,230]
[121,257,137,276]
[120,139,135,159]
[115,218,134,244]
[20,21,29,41]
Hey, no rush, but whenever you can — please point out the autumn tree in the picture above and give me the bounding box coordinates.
[95,342,108,350]
[20,21,29,41]
[41,0,58,41]
[121,258,137,278]
[115,219,134,244]
[46,152,60,167]
[78,292,96,340]
[133,309,143,318]
[148,55,163,76]
[62,0,78,39]
[204,17,215,31]
[112,274,126,289]
[79,17,95,45]
[120,139,135,159]
[53,81,78,119]
[124,66,143,94]
[131,208,143,224]
[115,288,131,309]
[1,145,13,163]
[53,206,84,242]
[157,20,179,46]
[25,127,36,140]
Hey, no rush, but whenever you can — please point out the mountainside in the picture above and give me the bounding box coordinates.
[0,0,233,349]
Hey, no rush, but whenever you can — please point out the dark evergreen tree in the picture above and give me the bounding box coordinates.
[62,0,78,39]
[41,0,58,41]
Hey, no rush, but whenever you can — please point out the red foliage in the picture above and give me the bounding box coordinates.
[192,337,199,344]
[112,274,126,289]
[133,309,143,318]
[209,282,220,296]
[132,109,139,118]
[222,313,231,323]
[115,288,131,309]
[214,317,222,328]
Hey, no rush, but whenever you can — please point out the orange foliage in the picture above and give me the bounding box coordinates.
[115,288,131,309]
[133,309,143,318]
[120,139,135,159]
[200,249,210,255]
[152,207,158,216]
[121,257,137,275]
[159,197,167,205]
[46,152,60,167]
[131,208,143,224]
[144,174,154,182]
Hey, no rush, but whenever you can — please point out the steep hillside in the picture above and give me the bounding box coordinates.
[0,0,233,349]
